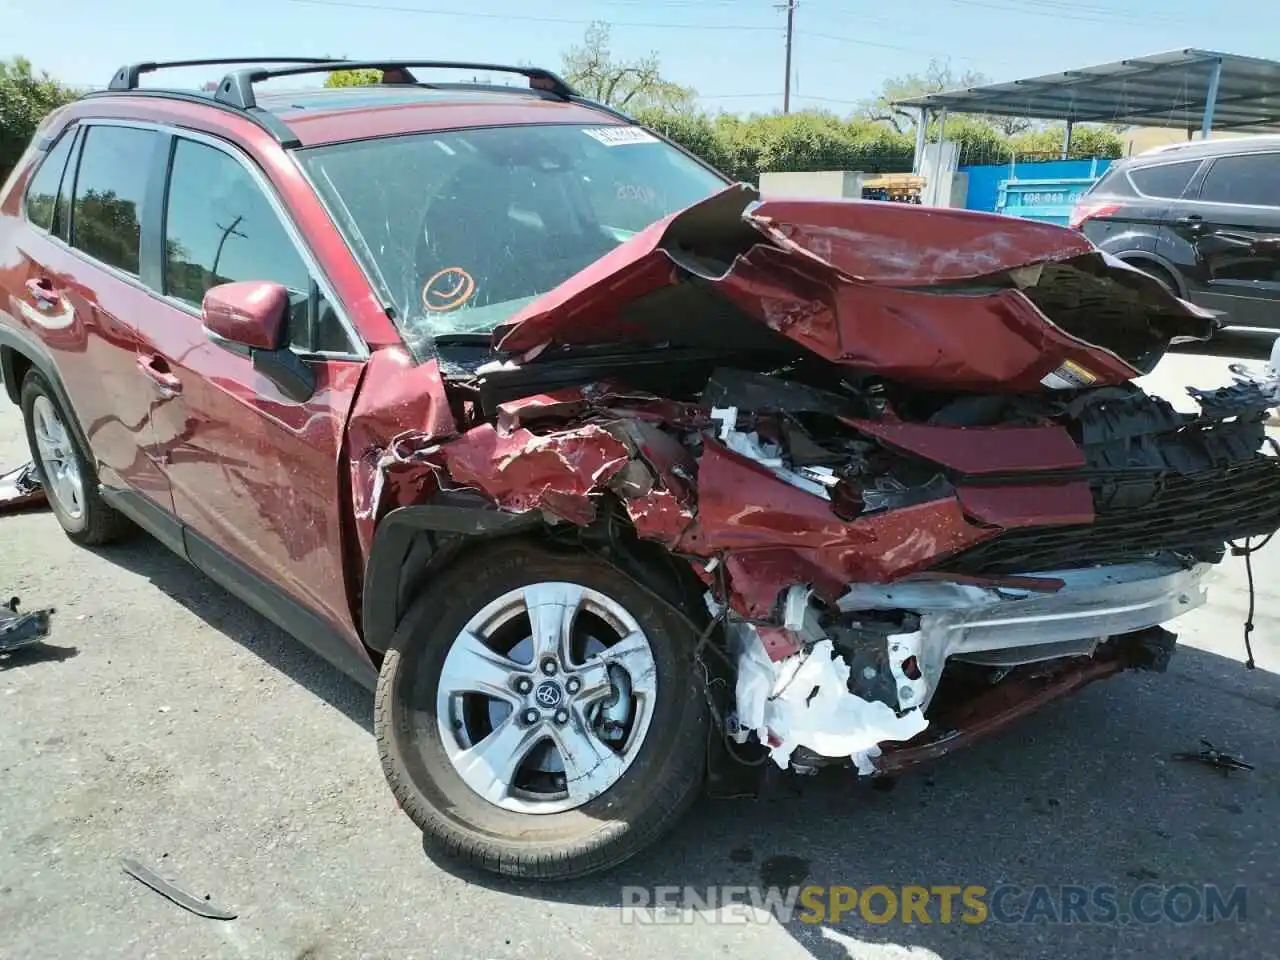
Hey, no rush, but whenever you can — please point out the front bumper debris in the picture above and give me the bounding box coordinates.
[727,557,1204,774]
[0,462,45,514]
[836,559,1212,709]
[873,626,1176,775]
[0,598,54,654]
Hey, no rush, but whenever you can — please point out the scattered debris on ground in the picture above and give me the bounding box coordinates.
[120,858,238,920]
[0,597,54,654]
[1172,738,1255,776]
[0,462,45,514]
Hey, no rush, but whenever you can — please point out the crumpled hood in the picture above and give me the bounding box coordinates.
[493,184,1219,390]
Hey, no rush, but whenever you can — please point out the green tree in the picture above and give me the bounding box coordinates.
[324,68,383,88]
[562,22,695,112]
[863,59,995,134]
[1066,125,1124,159]
[0,57,80,180]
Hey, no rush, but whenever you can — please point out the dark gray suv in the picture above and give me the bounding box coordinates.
[1071,136,1280,329]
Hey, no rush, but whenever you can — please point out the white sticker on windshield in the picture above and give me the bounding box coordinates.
[584,126,659,147]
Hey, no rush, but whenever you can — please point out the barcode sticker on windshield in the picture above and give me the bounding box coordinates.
[584,126,659,147]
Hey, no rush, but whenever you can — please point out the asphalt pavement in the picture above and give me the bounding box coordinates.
[0,354,1277,960]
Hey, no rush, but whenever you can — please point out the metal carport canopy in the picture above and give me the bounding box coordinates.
[893,49,1280,137]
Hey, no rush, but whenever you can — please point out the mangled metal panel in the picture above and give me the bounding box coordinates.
[493,184,1218,387]
[339,181,1280,780]
[0,462,45,514]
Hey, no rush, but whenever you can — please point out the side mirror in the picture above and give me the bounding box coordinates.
[201,280,316,403]
[201,280,289,350]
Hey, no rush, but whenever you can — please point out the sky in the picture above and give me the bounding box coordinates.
[3,0,1279,117]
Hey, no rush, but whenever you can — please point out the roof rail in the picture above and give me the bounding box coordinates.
[108,58,345,92]
[212,59,578,110]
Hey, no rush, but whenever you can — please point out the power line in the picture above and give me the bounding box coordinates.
[813,0,1195,24]
[701,92,784,99]
[798,29,1003,63]
[793,93,864,105]
[940,0,1193,26]
[282,0,781,31]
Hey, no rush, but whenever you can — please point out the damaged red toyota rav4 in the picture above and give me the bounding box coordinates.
[4,58,1280,880]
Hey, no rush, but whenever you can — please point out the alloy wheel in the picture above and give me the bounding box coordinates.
[31,395,84,522]
[435,581,658,814]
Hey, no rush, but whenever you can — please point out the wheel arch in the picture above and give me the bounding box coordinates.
[361,496,707,656]
[1113,251,1187,298]
[361,497,544,655]
[0,328,92,456]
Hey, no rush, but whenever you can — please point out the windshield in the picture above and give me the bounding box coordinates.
[297,124,727,357]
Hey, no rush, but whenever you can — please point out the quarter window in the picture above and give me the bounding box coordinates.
[1127,159,1200,199]
[70,125,159,275]
[1198,154,1280,206]
[24,127,77,233]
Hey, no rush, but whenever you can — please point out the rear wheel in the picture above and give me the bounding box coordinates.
[375,540,710,880]
[20,370,130,545]
[1129,259,1180,297]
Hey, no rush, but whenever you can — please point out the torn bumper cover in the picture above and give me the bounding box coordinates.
[352,186,1280,780]
[731,558,1211,774]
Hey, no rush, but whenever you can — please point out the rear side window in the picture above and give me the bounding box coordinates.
[1199,153,1280,206]
[1087,164,1133,196]
[70,125,160,275]
[23,129,77,233]
[1128,159,1200,199]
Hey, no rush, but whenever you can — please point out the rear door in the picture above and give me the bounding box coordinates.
[138,129,369,647]
[1174,151,1280,329]
[1,119,175,519]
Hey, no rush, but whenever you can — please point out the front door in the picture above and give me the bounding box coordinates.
[134,131,367,642]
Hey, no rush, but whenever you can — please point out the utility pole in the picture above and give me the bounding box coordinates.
[211,215,246,282]
[780,0,797,113]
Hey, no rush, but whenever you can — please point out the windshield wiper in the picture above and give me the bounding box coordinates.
[433,333,495,347]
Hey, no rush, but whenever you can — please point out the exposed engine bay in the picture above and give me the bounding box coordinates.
[349,184,1280,777]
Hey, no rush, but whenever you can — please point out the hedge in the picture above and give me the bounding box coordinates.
[635,107,1123,182]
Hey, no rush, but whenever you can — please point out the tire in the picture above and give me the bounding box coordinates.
[375,539,710,880]
[1129,259,1180,297]
[20,370,131,545]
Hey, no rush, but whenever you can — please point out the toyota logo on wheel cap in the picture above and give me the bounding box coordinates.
[534,681,563,708]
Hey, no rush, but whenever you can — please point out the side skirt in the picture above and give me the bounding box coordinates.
[100,485,378,690]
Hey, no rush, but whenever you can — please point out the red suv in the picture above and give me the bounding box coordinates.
[4,58,1280,882]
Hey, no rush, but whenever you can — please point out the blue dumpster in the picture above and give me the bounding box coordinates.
[994,176,1101,225]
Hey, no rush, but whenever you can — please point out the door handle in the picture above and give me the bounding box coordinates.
[1175,214,1205,233]
[25,277,60,305]
[137,354,182,396]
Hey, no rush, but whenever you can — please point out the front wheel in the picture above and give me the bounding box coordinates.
[375,540,710,880]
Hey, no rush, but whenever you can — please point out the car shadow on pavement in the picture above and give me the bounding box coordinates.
[95,535,374,732]
[0,642,79,669]
[426,644,1277,959]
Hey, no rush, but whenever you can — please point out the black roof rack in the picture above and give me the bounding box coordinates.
[212,59,578,110]
[108,57,345,92]
[91,58,605,150]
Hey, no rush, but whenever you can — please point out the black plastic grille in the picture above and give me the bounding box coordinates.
[944,456,1280,575]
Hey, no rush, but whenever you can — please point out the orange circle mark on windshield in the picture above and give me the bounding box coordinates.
[422,267,477,312]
